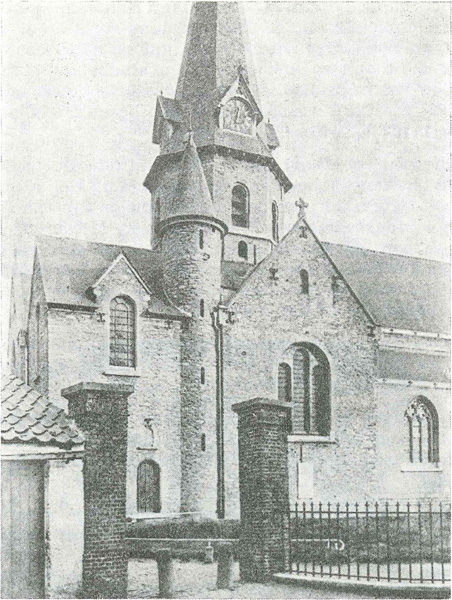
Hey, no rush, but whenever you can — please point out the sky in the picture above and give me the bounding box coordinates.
[2,1,450,326]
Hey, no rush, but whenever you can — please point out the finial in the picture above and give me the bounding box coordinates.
[296,197,309,219]
[160,90,163,96]
[183,130,195,146]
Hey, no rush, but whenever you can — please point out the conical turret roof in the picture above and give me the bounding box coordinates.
[165,132,215,222]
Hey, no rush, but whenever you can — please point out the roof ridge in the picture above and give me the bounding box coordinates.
[322,240,450,265]
[37,234,153,254]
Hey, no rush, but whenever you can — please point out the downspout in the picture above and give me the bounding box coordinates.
[212,306,225,519]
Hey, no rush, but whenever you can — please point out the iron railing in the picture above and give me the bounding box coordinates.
[287,501,451,584]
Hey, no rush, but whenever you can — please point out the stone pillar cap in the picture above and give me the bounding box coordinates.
[61,381,134,399]
[232,397,292,414]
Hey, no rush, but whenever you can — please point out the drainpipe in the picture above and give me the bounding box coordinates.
[212,306,225,519]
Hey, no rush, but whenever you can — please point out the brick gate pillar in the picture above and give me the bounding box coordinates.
[62,382,134,599]
[232,397,292,582]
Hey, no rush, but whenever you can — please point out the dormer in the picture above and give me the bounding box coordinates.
[218,72,263,137]
[152,96,186,146]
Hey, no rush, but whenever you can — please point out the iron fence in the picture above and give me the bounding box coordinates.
[287,501,451,584]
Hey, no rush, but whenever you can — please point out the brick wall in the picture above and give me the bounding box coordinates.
[63,382,133,599]
[233,398,291,582]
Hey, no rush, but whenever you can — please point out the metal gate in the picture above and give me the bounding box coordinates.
[1,460,46,598]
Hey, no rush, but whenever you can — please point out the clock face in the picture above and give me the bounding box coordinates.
[222,98,254,135]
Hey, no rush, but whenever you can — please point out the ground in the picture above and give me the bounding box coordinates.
[128,559,371,599]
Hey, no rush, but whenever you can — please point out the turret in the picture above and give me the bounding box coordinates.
[159,133,226,516]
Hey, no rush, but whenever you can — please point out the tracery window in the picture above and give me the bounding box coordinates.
[278,343,331,436]
[405,396,439,464]
[231,184,249,228]
[110,296,136,368]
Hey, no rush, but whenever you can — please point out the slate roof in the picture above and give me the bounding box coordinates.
[164,133,216,222]
[1,375,84,447]
[323,242,450,334]
[221,260,255,291]
[378,349,450,383]
[35,235,185,318]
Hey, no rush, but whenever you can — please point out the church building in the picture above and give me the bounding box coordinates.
[8,2,450,519]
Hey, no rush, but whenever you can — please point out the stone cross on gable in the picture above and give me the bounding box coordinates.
[296,197,308,219]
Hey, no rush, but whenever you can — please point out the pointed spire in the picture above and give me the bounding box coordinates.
[165,132,215,221]
[176,2,260,107]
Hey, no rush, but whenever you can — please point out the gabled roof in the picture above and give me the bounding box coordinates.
[1,375,84,447]
[323,242,450,334]
[34,235,185,318]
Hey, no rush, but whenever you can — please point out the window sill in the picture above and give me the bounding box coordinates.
[288,434,336,444]
[400,464,442,473]
[103,366,141,377]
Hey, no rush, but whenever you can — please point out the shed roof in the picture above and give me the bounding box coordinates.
[323,242,450,334]
[1,375,84,447]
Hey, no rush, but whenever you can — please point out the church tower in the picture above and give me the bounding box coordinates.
[145,1,292,264]
[144,1,292,517]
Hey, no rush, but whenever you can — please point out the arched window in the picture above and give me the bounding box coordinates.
[278,363,292,403]
[272,202,279,242]
[231,184,249,228]
[110,296,136,367]
[405,397,439,464]
[280,343,331,436]
[137,460,161,513]
[300,270,309,294]
[238,241,248,260]
[199,229,204,249]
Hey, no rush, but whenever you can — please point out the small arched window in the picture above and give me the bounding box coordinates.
[405,397,439,464]
[110,296,136,367]
[272,202,279,242]
[278,363,292,403]
[238,241,248,260]
[137,460,161,513]
[199,229,204,249]
[231,184,249,228]
[200,299,205,317]
[300,270,309,294]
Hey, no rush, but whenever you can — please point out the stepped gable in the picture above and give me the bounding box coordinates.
[1,374,84,447]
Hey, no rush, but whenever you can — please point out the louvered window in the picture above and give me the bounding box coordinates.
[232,184,249,228]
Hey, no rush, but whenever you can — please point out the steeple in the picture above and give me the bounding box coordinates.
[176,2,261,109]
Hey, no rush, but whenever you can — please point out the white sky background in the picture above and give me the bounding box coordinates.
[2,1,450,308]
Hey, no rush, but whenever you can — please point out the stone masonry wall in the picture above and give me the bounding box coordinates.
[46,257,182,516]
[161,222,223,517]
[222,220,378,518]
